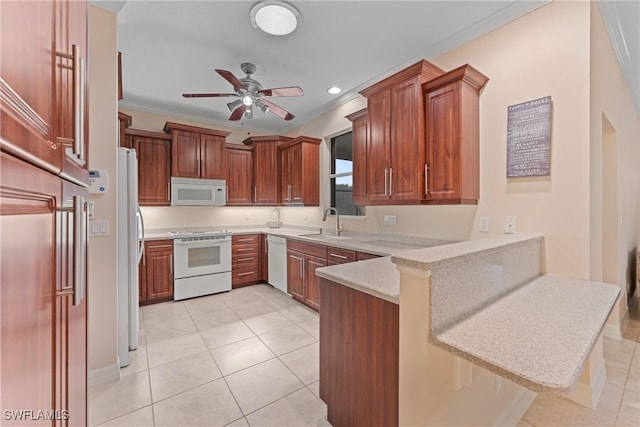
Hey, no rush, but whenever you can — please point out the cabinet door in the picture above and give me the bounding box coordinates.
[144,240,174,302]
[1,153,59,426]
[201,134,226,179]
[304,255,326,311]
[172,130,200,178]
[390,76,423,200]
[253,141,279,205]
[260,234,269,282]
[0,1,59,173]
[226,148,253,205]
[134,136,171,206]
[289,144,303,203]
[425,83,460,201]
[366,90,391,201]
[59,180,89,427]
[56,0,89,184]
[352,115,368,204]
[287,250,304,301]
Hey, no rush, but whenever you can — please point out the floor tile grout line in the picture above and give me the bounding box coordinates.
[614,341,638,425]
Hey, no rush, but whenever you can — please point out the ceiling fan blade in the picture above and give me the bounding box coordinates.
[258,86,303,97]
[215,69,247,91]
[182,93,237,98]
[258,99,295,121]
[229,105,246,121]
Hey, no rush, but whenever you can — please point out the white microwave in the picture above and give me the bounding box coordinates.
[171,177,226,206]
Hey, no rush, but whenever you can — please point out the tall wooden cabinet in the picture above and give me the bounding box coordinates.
[1,1,89,425]
[124,129,172,206]
[359,60,444,204]
[279,136,321,206]
[243,135,291,205]
[164,122,230,180]
[423,65,488,204]
[225,144,254,206]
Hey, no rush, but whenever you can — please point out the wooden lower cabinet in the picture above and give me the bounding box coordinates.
[286,240,327,311]
[139,240,174,305]
[1,152,88,426]
[319,278,399,427]
[232,234,261,288]
[356,251,381,261]
[260,234,269,282]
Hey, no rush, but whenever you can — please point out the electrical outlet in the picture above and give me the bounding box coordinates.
[479,217,489,232]
[504,216,517,234]
[383,215,397,225]
[495,376,503,396]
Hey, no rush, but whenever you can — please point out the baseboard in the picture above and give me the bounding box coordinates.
[492,387,537,427]
[603,322,622,340]
[88,363,120,388]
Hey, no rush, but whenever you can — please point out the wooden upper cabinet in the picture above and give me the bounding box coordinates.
[225,144,253,206]
[243,135,290,205]
[423,65,488,204]
[358,60,444,204]
[126,129,172,206]
[1,1,58,174]
[279,136,321,206]
[164,122,230,179]
[56,0,89,185]
[346,109,368,205]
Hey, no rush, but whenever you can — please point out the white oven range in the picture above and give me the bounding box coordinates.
[173,232,231,300]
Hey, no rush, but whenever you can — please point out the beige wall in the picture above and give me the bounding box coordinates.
[589,1,640,326]
[88,6,119,375]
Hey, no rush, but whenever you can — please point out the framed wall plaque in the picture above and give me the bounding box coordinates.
[506,95,552,177]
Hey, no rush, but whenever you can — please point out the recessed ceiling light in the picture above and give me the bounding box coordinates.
[327,86,342,95]
[250,1,302,36]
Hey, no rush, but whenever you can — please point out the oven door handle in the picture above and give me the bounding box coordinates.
[173,239,231,246]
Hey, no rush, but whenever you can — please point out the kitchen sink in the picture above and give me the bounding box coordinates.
[299,233,352,241]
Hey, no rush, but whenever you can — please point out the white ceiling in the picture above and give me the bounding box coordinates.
[100,1,638,135]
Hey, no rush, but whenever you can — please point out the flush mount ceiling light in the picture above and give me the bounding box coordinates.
[327,86,342,95]
[250,1,302,36]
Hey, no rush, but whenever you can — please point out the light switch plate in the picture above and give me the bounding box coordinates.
[383,215,397,225]
[89,219,109,237]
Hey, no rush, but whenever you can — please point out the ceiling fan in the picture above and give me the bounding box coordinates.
[182,62,303,121]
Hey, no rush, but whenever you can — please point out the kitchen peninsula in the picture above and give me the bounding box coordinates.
[316,234,620,427]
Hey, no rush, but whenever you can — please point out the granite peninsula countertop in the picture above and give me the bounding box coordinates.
[431,275,620,395]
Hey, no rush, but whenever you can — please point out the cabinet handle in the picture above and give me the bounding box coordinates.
[254,186,257,203]
[201,159,204,176]
[301,257,304,279]
[168,182,171,201]
[425,164,429,194]
[238,271,256,276]
[66,45,86,166]
[170,254,173,274]
[329,252,348,260]
[384,169,388,196]
[389,167,393,196]
[237,247,254,252]
[237,238,254,242]
[73,196,87,306]
[238,257,255,262]
[264,237,268,254]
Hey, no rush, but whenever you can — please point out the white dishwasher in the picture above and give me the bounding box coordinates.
[267,235,288,294]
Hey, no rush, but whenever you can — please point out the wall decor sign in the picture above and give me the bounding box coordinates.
[506,95,552,177]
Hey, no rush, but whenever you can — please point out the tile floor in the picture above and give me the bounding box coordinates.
[90,284,640,427]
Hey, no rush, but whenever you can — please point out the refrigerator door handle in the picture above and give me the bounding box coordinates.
[137,206,145,265]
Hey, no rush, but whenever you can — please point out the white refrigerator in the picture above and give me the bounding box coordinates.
[117,147,144,367]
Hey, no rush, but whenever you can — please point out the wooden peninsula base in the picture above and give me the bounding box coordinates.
[319,278,399,427]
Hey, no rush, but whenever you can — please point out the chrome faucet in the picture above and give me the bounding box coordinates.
[322,207,344,236]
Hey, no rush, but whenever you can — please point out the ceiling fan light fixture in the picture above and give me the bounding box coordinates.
[244,106,254,119]
[242,95,254,106]
[227,99,243,112]
[250,1,301,36]
[257,102,269,115]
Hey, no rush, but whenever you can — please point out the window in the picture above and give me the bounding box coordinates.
[329,132,365,216]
